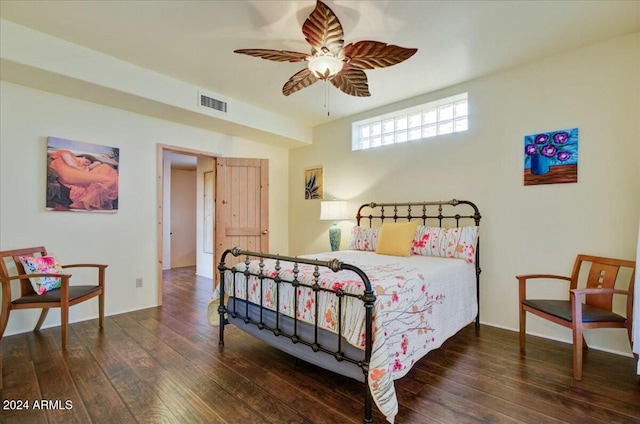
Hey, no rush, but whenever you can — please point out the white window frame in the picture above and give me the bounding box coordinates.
[351,92,468,151]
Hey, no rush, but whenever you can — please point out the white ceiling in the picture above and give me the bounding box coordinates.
[1,1,639,128]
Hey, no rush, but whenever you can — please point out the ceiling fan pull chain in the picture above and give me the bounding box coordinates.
[325,80,330,116]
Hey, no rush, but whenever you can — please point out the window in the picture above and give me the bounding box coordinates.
[352,93,468,151]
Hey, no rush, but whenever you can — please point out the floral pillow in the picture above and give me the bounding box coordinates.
[348,226,380,251]
[411,226,479,264]
[19,255,63,294]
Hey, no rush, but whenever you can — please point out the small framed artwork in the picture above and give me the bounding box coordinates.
[524,128,578,186]
[47,136,120,212]
[304,167,323,199]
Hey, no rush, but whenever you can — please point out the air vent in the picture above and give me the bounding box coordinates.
[200,94,227,112]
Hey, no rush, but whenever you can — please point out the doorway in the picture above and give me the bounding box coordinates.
[157,146,270,306]
[167,153,197,268]
[157,145,217,306]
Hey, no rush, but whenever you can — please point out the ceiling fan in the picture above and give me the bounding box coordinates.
[234,0,418,97]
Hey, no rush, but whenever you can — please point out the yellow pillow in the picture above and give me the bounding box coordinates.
[375,221,420,257]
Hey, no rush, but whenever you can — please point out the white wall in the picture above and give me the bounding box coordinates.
[289,33,640,356]
[0,81,289,337]
[0,19,313,148]
[170,169,197,268]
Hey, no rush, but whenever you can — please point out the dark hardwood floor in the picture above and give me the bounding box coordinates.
[2,266,639,424]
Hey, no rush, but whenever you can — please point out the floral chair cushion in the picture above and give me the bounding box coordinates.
[19,255,63,294]
[411,226,479,264]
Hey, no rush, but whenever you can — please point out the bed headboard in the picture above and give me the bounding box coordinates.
[356,199,482,325]
[356,199,481,228]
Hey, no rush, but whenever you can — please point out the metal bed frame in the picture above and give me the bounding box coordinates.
[217,199,481,423]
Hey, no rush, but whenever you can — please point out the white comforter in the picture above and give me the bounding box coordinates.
[212,251,478,423]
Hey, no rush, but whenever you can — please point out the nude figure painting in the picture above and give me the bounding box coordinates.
[46,137,120,212]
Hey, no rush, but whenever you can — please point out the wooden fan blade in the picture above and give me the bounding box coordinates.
[302,0,344,56]
[282,68,319,96]
[234,49,309,63]
[330,67,370,97]
[343,41,417,70]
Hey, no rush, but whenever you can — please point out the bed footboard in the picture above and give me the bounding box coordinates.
[218,247,376,424]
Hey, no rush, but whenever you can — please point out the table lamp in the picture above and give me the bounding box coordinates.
[320,200,349,251]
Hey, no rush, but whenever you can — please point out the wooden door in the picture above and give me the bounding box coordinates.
[215,158,269,264]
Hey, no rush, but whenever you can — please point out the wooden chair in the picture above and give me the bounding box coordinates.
[517,254,635,380]
[0,246,106,349]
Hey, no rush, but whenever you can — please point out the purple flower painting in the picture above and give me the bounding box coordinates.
[524,128,578,186]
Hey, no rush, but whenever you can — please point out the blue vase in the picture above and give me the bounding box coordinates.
[329,224,341,251]
[531,154,550,175]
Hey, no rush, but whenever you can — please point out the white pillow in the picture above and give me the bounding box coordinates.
[348,226,380,251]
[411,226,479,263]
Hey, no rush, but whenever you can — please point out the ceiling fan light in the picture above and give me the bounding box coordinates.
[308,55,343,79]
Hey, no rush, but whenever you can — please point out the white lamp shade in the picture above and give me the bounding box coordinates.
[320,200,349,221]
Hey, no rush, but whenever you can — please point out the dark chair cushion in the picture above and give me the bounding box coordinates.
[523,299,626,323]
[12,285,101,304]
